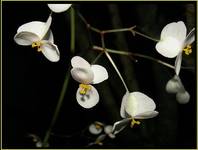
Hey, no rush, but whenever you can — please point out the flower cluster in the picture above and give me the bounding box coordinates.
[13,4,195,147]
[14,4,72,62]
[156,21,195,104]
[88,121,115,146]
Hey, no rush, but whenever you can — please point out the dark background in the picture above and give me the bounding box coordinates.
[2,1,196,149]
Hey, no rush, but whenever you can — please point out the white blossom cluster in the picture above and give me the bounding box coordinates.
[13,4,195,144]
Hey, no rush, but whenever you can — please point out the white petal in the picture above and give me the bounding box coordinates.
[76,85,99,108]
[17,21,50,40]
[91,65,108,84]
[134,111,159,119]
[104,125,113,134]
[40,15,52,39]
[35,141,43,148]
[155,37,182,58]
[112,118,131,135]
[48,4,72,13]
[120,92,130,118]
[176,91,190,104]
[71,68,94,84]
[184,28,195,46]
[104,125,116,138]
[42,30,54,43]
[125,92,156,118]
[95,134,106,144]
[174,52,182,75]
[89,123,103,135]
[176,75,186,92]
[166,75,182,93]
[14,32,40,46]
[71,56,91,69]
[40,41,60,62]
[108,133,116,139]
[161,21,186,42]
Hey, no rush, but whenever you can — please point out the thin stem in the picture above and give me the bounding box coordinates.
[102,26,136,34]
[76,9,89,25]
[132,30,159,42]
[89,26,101,33]
[77,11,158,42]
[132,53,174,69]
[101,33,105,48]
[91,52,104,65]
[104,51,129,92]
[43,71,70,147]
[49,11,53,16]
[92,45,194,70]
[101,30,128,92]
[43,7,76,147]
[70,7,75,54]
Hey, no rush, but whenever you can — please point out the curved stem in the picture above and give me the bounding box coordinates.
[43,71,70,147]
[43,7,76,147]
[104,51,129,92]
[91,52,104,65]
[70,7,75,54]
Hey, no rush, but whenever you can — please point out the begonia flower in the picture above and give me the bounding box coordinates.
[156,21,194,58]
[14,15,60,62]
[89,121,115,139]
[112,92,158,134]
[166,74,190,104]
[47,4,72,13]
[89,121,104,135]
[71,56,108,108]
[165,27,194,104]
[156,21,195,104]
[104,125,116,139]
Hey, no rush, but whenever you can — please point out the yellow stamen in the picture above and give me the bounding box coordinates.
[79,84,91,95]
[130,118,141,128]
[183,45,192,55]
[95,122,103,129]
[32,41,43,52]
[95,140,103,145]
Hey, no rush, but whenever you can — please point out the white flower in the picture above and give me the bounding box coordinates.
[89,121,104,135]
[166,74,190,104]
[166,75,182,94]
[47,4,72,13]
[71,56,108,108]
[176,91,190,104]
[89,122,115,139]
[113,92,158,134]
[156,21,195,58]
[165,27,194,104]
[104,125,116,139]
[156,21,195,104]
[121,92,158,120]
[14,15,60,62]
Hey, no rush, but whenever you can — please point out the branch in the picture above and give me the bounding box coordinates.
[92,45,194,70]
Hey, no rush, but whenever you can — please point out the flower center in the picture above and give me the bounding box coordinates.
[79,84,91,95]
[183,45,192,55]
[130,118,141,128]
[94,122,103,129]
[32,41,43,52]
